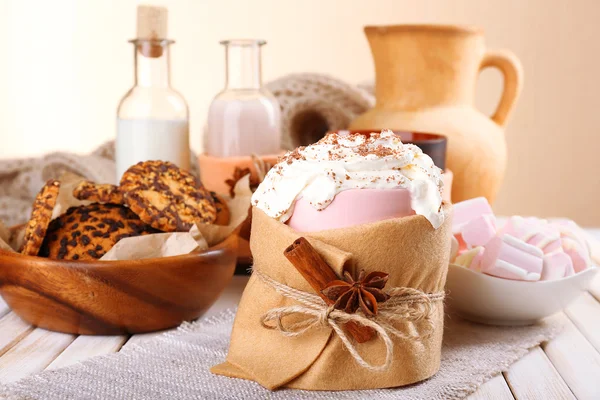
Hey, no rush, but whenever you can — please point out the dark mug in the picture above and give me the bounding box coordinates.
[334,130,447,170]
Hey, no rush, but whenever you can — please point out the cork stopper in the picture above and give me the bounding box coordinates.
[136,5,168,58]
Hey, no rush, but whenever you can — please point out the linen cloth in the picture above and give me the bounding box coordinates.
[0,308,561,400]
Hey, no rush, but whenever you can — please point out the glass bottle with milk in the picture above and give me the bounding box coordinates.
[205,40,281,157]
[116,6,190,183]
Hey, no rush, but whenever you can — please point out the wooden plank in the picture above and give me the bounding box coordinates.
[0,328,75,384]
[468,374,515,400]
[0,313,33,358]
[0,275,248,382]
[121,330,166,350]
[203,275,248,319]
[564,292,600,352]
[504,347,575,400]
[123,275,249,350]
[543,316,600,400]
[46,334,128,370]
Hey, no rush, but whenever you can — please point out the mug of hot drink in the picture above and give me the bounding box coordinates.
[336,129,452,202]
[287,188,414,232]
[252,129,445,232]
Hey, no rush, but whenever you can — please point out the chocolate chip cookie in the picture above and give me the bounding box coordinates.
[73,180,124,204]
[39,203,159,260]
[20,179,61,256]
[120,161,217,232]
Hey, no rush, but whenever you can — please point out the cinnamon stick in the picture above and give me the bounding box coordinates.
[284,237,375,343]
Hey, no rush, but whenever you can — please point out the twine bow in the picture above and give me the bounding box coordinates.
[256,270,445,372]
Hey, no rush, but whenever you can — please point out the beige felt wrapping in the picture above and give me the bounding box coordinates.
[211,204,453,390]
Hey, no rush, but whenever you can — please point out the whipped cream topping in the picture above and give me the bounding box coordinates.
[251,129,445,228]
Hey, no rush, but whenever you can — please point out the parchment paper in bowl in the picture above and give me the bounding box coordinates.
[0,220,9,245]
[52,171,92,219]
[99,175,252,261]
[0,218,13,252]
[0,231,15,251]
[0,173,252,261]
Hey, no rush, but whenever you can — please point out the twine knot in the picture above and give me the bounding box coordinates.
[319,305,336,327]
[256,270,444,372]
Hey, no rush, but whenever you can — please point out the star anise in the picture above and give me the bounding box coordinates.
[321,269,390,317]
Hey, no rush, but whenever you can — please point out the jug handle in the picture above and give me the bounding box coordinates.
[479,49,524,127]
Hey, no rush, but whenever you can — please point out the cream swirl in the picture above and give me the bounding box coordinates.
[252,129,445,228]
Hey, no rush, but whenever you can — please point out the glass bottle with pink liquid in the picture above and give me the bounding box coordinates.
[205,39,281,157]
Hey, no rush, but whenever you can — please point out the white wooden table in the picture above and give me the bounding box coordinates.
[1,230,600,399]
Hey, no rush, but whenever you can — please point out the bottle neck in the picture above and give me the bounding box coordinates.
[133,40,172,88]
[223,41,264,90]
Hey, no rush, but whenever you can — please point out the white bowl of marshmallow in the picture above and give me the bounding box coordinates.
[446,197,599,325]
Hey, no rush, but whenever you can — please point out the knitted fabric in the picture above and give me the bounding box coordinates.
[267,73,374,149]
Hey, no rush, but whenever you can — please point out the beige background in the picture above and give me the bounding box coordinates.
[0,0,598,225]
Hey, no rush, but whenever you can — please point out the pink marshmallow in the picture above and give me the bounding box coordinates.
[562,238,589,273]
[564,257,575,277]
[455,246,484,271]
[553,219,586,235]
[500,216,562,254]
[452,197,493,234]
[481,234,544,281]
[450,236,459,262]
[461,214,497,248]
[554,219,591,273]
[541,252,572,281]
[528,231,562,254]
[498,216,538,237]
[455,233,469,254]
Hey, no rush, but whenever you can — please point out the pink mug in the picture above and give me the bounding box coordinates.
[287,188,415,232]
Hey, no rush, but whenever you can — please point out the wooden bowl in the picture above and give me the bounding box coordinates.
[0,234,238,335]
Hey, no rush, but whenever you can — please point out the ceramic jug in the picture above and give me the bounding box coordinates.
[350,25,523,204]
